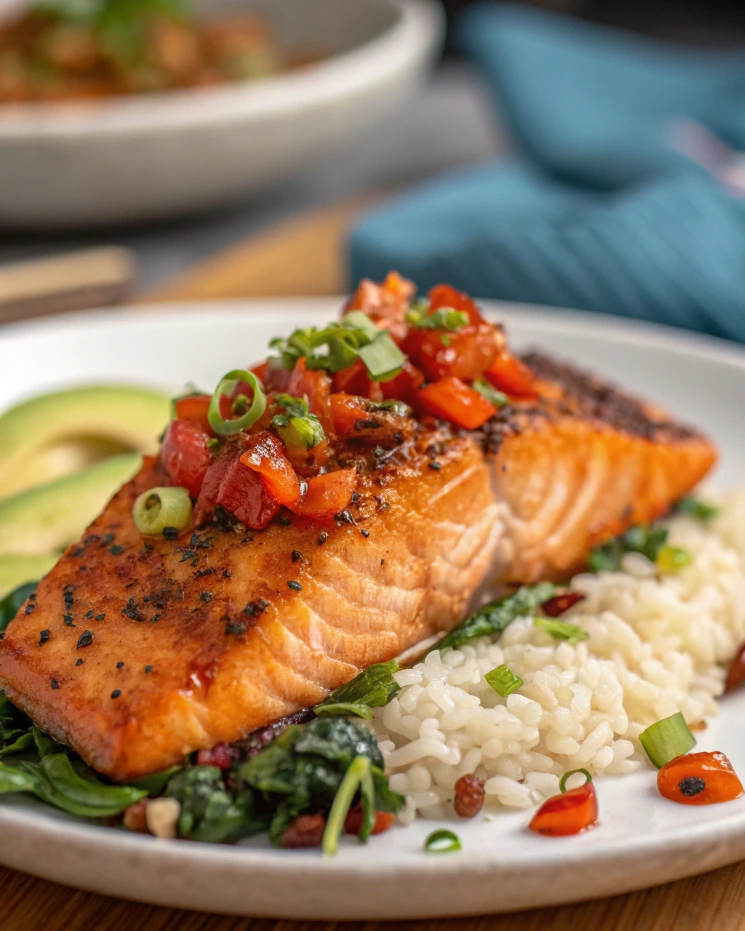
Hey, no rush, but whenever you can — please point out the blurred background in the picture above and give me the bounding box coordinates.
[0,0,744,334]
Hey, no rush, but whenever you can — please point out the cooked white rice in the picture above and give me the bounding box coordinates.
[372,491,745,823]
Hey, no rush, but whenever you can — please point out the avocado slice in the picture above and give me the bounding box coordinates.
[0,384,170,498]
[0,453,142,556]
[0,554,57,600]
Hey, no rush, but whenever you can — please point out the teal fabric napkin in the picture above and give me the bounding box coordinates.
[348,4,745,341]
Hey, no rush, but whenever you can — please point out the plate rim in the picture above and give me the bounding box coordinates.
[0,0,443,138]
[2,297,745,916]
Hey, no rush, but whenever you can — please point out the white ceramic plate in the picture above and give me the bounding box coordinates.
[1,299,745,920]
[0,0,443,228]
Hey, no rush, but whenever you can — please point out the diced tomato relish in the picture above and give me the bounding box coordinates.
[158,276,536,535]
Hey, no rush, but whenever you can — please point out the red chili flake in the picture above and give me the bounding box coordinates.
[344,807,396,836]
[453,774,485,818]
[279,813,326,848]
[541,591,586,618]
[196,742,240,770]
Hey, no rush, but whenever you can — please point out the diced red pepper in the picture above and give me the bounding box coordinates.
[239,430,302,507]
[174,394,212,434]
[160,419,212,498]
[402,324,501,383]
[344,807,396,836]
[331,358,384,402]
[485,351,537,399]
[380,359,425,406]
[346,271,415,340]
[428,283,486,326]
[194,449,279,530]
[541,591,586,618]
[528,783,598,836]
[417,376,497,430]
[289,468,358,522]
[657,752,744,806]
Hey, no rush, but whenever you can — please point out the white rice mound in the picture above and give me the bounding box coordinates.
[372,492,745,823]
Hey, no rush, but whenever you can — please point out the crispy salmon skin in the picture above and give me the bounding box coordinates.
[0,353,715,781]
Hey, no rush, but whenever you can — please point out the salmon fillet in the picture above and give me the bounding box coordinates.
[0,355,716,781]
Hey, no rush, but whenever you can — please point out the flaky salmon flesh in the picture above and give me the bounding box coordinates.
[0,352,716,781]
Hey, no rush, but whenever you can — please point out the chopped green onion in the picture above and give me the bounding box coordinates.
[559,769,592,793]
[656,545,691,574]
[271,394,325,450]
[322,755,371,856]
[424,829,461,853]
[639,712,696,769]
[472,378,508,408]
[132,486,192,536]
[208,369,266,437]
[412,307,469,332]
[358,333,406,382]
[340,311,379,341]
[674,495,720,523]
[485,664,523,697]
[534,617,589,642]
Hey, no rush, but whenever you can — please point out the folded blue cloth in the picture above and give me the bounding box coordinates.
[348,4,745,341]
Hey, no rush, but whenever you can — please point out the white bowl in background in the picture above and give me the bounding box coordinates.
[0,0,443,228]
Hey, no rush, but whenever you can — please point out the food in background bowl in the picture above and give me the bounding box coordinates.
[0,0,307,103]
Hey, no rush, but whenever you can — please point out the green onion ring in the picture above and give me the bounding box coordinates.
[559,769,593,793]
[132,486,192,536]
[424,829,461,853]
[208,369,266,437]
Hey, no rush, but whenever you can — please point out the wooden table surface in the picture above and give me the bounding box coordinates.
[2,201,743,930]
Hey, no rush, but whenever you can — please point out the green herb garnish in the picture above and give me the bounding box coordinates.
[559,768,592,793]
[241,717,403,847]
[271,394,325,450]
[433,582,556,653]
[424,829,461,853]
[639,712,696,769]
[674,495,720,523]
[534,617,589,642]
[407,307,469,332]
[484,664,523,697]
[208,369,266,437]
[315,660,400,719]
[588,525,669,572]
[0,580,36,632]
[472,377,508,408]
[656,545,692,574]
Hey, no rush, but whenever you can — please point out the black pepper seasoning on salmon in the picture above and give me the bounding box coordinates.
[76,630,94,649]
[50,678,59,689]
[287,581,302,592]
[39,630,50,645]
[111,689,121,699]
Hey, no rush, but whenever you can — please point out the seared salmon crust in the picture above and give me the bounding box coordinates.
[0,355,715,780]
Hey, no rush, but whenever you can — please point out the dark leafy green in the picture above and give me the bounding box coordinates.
[674,495,720,523]
[0,581,37,631]
[130,764,183,797]
[433,583,557,653]
[241,717,403,845]
[588,525,669,573]
[315,660,400,720]
[165,766,265,843]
